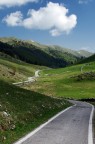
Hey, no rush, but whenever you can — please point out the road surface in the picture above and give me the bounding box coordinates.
[14,100,94,144]
[13,70,40,85]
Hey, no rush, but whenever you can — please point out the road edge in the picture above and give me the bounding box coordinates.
[13,105,75,144]
[88,103,94,144]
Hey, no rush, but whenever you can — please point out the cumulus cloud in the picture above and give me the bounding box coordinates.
[3,2,77,36]
[3,11,23,26]
[0,0,38,7]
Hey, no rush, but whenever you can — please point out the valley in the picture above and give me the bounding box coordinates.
[0,37,95,144]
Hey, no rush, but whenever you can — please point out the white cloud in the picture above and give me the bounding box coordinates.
[80,46,94,52]
[3,11,23,26]
[0,0,38,7]
[50,29,61,37]
[78,0,92,4]
[80,46,90,50]
[3,2,77,36]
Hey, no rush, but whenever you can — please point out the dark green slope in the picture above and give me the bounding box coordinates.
[24,41,92,58]
[0,37,91,68]
[80,53,95,64]
[0,41,68,67]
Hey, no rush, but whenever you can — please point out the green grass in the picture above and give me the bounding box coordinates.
[24,62,95,99]
[82,63,95,72]
[0,57,71,144]
[0,53,95,144]
[0,80,70,144]
[0,58,46,83]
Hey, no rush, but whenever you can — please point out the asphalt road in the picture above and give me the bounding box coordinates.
[17,101,93,144]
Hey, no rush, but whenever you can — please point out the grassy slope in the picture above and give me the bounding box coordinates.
[25,40,92,58]
[0,80,70,144]
[0,56,46,83]
[0,55,71,144]
[0,37,94,143]
[24,62,95,99]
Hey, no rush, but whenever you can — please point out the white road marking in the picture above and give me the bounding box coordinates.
[13,105,75,144]
[88,103,94,144]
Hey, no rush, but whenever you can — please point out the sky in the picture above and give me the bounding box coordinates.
[0,0,95,52]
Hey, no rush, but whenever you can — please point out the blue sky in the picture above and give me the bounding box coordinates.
[0,0,95,52]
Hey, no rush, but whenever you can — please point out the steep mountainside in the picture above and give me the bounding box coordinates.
[24,41,92,58]
[0,41,67,67]
[0,37,92,67]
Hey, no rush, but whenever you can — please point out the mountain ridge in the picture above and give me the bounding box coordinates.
[0,37,93,68]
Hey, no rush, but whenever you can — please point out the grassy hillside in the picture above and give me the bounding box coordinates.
[0,36,94,144]
[25,40,92,58]
[0,48,71,144]
[0,80,70,144]
[0,37,91,68]
[24,62,95,99]
[0,54,46,83]
[48,46,92,58]
[0,40,68,68]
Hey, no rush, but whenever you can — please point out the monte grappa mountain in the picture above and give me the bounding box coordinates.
[0,37,92,68]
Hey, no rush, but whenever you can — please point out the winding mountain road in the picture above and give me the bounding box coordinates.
[13,70,40,85]
[14,100,94,144]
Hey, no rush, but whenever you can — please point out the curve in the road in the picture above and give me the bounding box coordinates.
[88,102,94,144]
[14,101,94,144]
[13,70,40,86]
